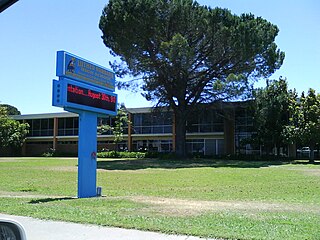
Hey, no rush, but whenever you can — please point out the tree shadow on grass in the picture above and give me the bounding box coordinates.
[97,158,290,171]
[292,160,320,165]
[29,197,75,204]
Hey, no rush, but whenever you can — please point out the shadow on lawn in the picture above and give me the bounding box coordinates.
[292,160,320,165]
[29,197,75,204]
[97,158,290,171]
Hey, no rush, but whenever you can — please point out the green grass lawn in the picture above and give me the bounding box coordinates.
[0,157,320,239]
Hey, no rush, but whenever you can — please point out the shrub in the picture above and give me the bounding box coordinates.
[97,151,147,159]
[42,148,56,157]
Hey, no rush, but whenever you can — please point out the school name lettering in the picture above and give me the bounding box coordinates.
[76,59,114,79]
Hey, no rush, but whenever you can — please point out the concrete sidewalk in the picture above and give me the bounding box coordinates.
[0,213,217,240]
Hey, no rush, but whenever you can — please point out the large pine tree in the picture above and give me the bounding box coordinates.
[99,0,285,156]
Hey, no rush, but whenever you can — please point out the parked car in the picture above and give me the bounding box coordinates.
[300,147,310,153]
[0,219,27,240]
[297,147,318,153]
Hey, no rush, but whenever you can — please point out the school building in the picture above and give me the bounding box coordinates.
[13,102,256,156]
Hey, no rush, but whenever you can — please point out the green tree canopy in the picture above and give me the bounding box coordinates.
[98,105,130,153]
[252,78,291,155]
[284,88,320,162]
[0,106,29,155]
[99,0,285,156]
[0,104,21,115]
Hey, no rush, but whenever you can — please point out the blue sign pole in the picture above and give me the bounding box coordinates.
[77,110,98,198]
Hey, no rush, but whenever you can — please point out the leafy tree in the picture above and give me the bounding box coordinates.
[99,0,285,156]
[0,104,21,115]
[98,105,130,153]
[284,89,320,162]
[252,78,290,155]
[0,106,29,155]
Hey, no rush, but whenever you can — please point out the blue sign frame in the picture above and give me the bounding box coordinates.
[56,51,115,91]
[53,78,117,116]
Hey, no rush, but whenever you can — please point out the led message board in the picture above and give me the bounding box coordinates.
[53,78,117,115]
[56,51,115,91]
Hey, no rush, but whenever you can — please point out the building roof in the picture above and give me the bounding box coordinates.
[12,112,78,120]
[11,101,252,120]
[11,107,161,120]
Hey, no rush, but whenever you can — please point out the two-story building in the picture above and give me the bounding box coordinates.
[13,102,255,156]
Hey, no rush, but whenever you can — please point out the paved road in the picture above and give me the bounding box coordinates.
[0,213,217,240]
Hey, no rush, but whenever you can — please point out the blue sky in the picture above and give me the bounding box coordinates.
[0,0,319,114]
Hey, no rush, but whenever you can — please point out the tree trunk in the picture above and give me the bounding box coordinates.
[309,144,315,163]
[276,143,281,156]
[174,109,187,158]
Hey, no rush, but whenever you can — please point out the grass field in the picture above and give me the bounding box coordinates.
[0,157,320,239]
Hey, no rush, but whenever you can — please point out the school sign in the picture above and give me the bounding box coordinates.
[53,51,117,198]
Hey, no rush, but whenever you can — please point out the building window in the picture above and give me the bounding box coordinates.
[235,108,257,154]
[186,139,224,156]
[186,109,224,133]
[132,140,173,152]
[132,112,172,134]
[26,118,54,137]
[97,116,129,135]
[58,117,79,136]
